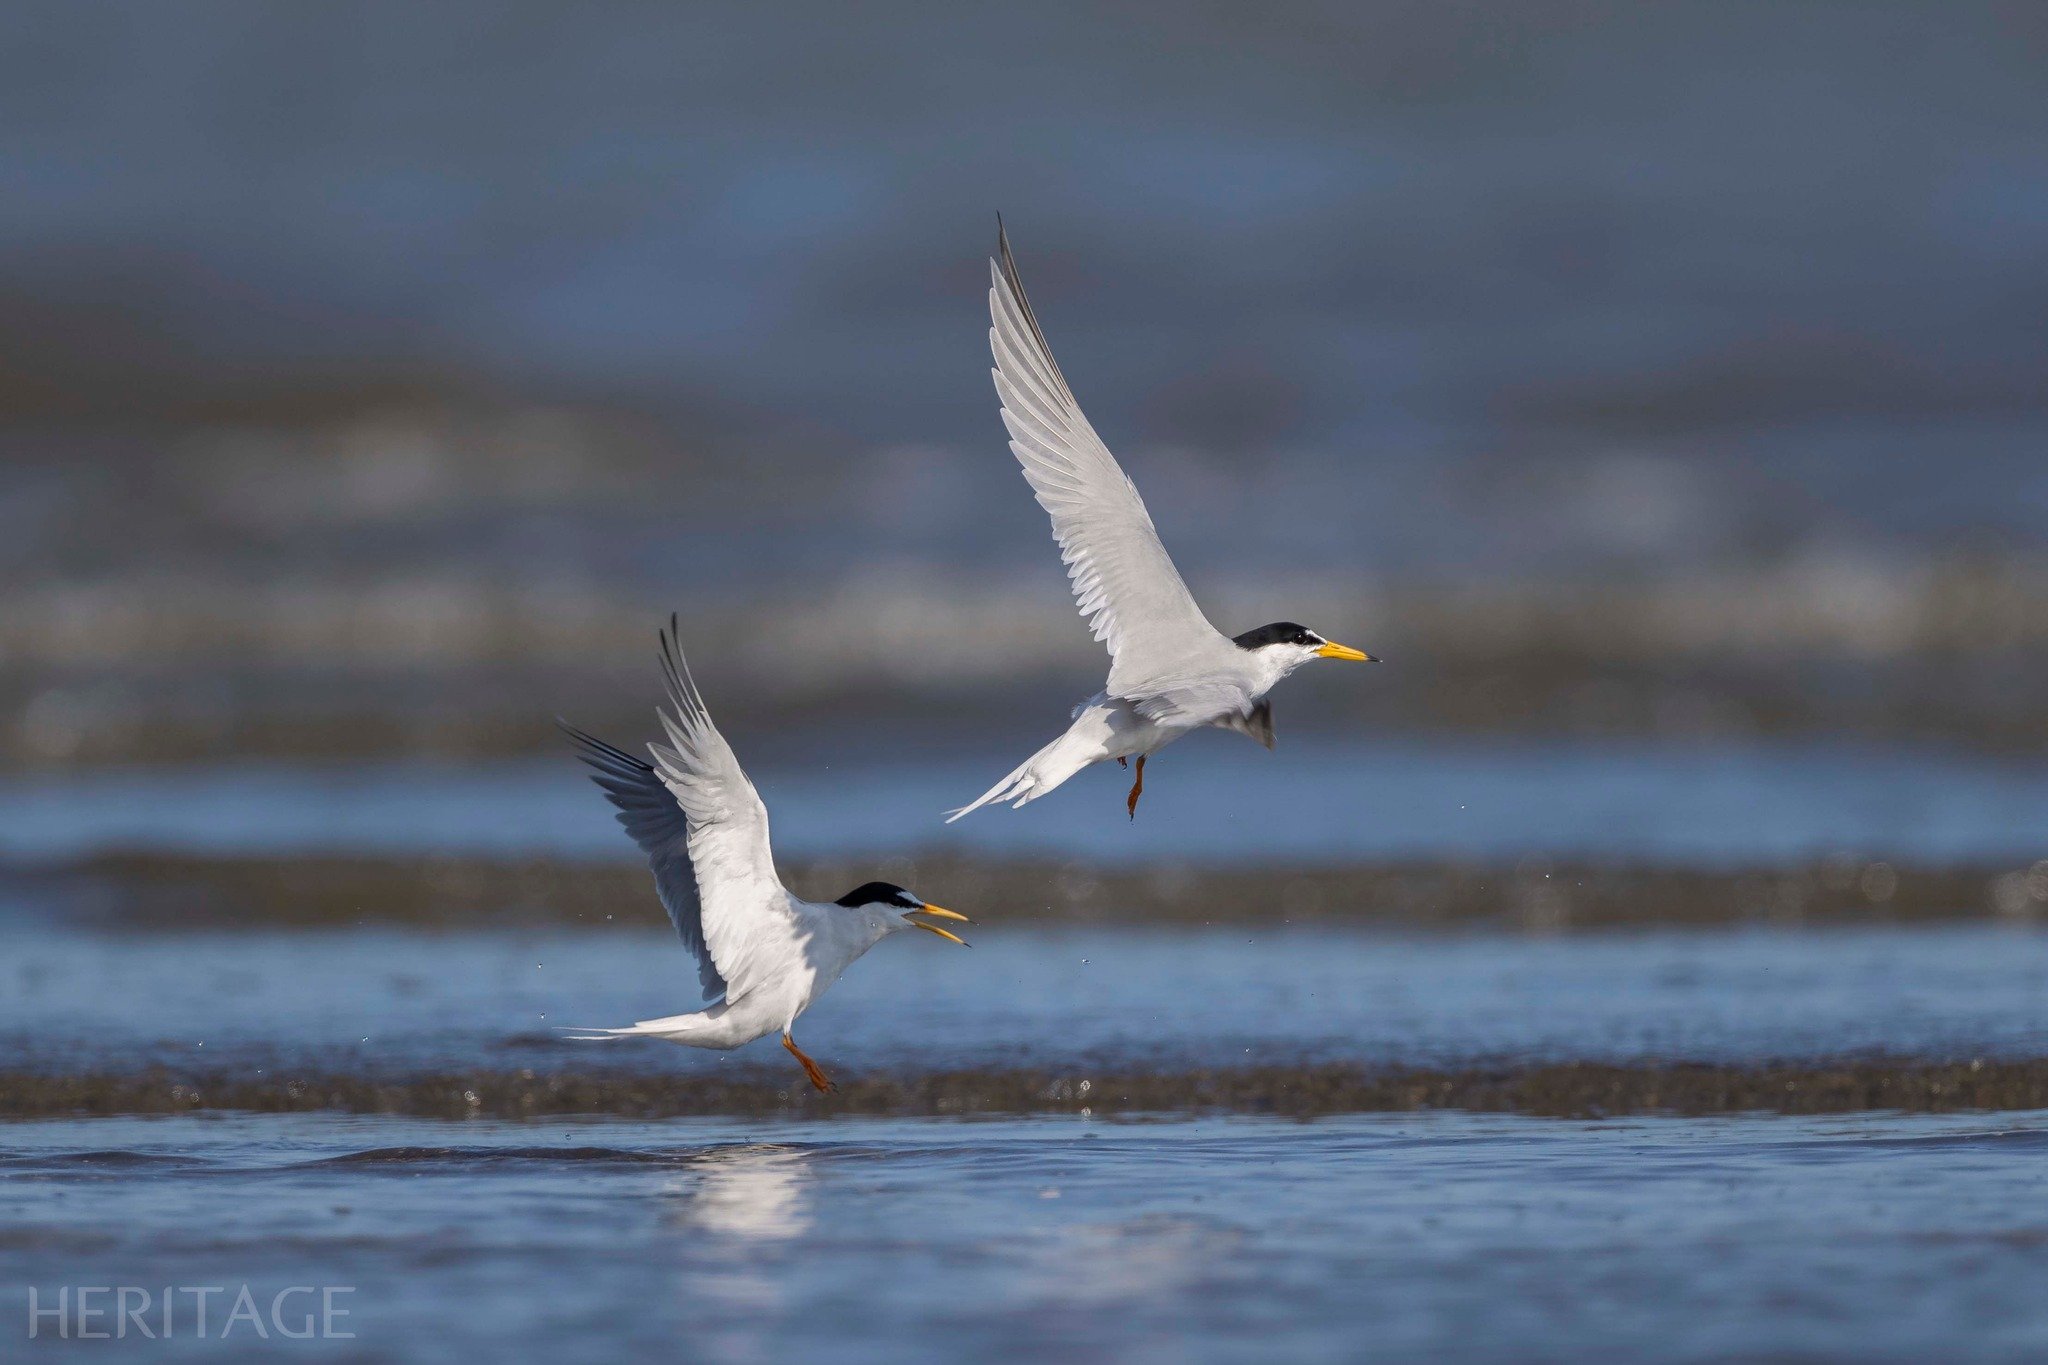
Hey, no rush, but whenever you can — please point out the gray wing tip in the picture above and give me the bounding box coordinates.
[558,718,653,774]
[993,216,1025,300]
[656,612,705,719]
[987,218,1072,401]
[995,212,1014,274]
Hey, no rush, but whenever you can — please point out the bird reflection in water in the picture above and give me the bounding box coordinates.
[671,1145,816,1242]
[665,1143,818,1355]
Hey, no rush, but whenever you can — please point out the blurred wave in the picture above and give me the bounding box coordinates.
[3,3,2045,765]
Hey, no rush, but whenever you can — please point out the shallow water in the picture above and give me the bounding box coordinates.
[6,923,2048,1079]
[6,1111,2048,1363]
[8,737,2048,1357]
[9,903,2048,1360]
[9,738,2048,867]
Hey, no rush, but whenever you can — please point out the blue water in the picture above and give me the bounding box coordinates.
[6,1111,2048,1363]
[7,738,2048,867]
[6,4,2046,573]
[6,923,2048,1078]
[9,870,2048,1362]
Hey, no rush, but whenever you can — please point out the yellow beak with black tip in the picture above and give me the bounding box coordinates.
[907,903,971,946]
[1315,640,1377,662]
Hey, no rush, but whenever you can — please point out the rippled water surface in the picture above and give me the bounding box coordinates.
[6,924,2048,1077]
[6,1111,2048,1363]
[7,737,2048,1359]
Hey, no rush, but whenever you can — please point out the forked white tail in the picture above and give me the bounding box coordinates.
[557,1012,712,1042]
[944,725,1097,822]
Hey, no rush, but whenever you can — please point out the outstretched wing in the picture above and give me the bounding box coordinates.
[560,721,726,1002]
[644,616,794,1002]
[989,223,1232,701]
[564,616,791,1004]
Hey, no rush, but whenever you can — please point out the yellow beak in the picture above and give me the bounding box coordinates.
[1315,640,1376,662]
[909,903,970,946]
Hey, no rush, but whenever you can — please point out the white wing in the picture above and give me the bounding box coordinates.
[560,721,726,1002]
[645,617,797,1003]
[989,225,1234,703]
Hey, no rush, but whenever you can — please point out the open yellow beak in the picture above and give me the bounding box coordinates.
[1315,640,1377,662]
[909,903,970,946]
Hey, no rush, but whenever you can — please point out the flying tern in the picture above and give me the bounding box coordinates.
[561,617,969,1092]
[949,226,1377,822]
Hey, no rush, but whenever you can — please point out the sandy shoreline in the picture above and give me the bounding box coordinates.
[6,1057,2046,1120]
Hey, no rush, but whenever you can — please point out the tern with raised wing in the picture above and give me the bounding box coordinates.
[561,617,969,1093]
[949,226,1378,823]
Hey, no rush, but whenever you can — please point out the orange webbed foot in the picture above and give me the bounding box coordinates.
[783,1034,837,1093]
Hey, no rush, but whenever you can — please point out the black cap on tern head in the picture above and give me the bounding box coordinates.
[835,881,921,910]
[1233,622,1322,650]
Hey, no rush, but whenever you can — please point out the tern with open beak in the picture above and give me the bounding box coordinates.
[561,616,969,1093]
[948,225,1378,823]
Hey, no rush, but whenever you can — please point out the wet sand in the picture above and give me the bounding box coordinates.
[7,1056,2048,1121]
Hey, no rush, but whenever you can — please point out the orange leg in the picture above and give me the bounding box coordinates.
[783,1033,835,1093]
[1125,755,1146,821]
